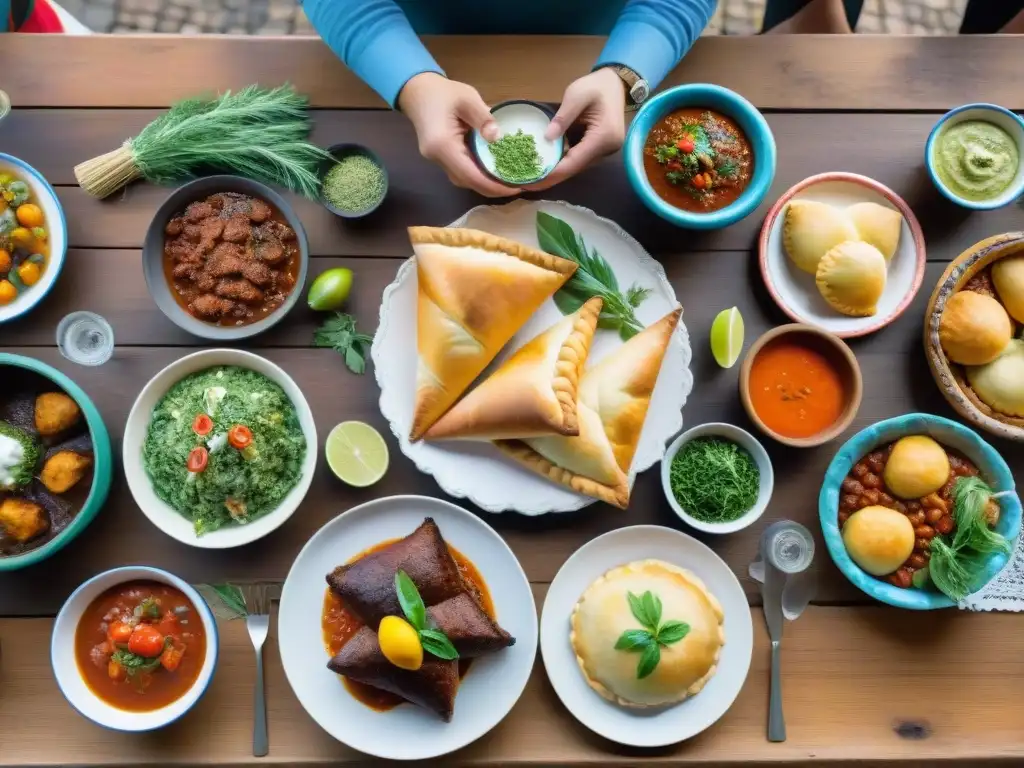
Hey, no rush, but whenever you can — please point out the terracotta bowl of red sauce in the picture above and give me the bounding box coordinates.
[740,324,863,448]
[51,566,217,731]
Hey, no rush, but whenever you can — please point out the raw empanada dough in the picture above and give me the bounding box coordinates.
[783,199,859,275]
[846,201,903,262]
[815,240,887,317]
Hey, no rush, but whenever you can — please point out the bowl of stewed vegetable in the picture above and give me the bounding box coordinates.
[0,154,67,323]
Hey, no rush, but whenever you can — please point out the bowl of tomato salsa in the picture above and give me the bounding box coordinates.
[624,84,776,230]
[51,566,218,731]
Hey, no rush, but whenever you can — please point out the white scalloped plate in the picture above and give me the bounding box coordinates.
[371,199,693,515]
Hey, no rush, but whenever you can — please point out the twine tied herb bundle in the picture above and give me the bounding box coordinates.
[74,85,331,199]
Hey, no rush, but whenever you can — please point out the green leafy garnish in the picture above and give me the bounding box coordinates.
[669,437,759,523]
[536,212,650,340]
[313,312,374,374]
[716,158,738,178]
[134,597,162,621]
[111,642,169,677]
[394,570,459,661]
[195,583,249,620]
[614,590,690,679]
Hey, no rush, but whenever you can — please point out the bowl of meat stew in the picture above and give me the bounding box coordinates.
[819,413,1021,610]
[142,175,309,341]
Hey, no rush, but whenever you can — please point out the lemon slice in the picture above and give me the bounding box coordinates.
[710,307,744,368]
[326,421,390,487]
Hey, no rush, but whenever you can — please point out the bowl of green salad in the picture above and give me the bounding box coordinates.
[122,349,317,548]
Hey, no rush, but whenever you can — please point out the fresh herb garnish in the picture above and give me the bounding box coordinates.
[394,570,459,661]
[111,642,169,677]
[536,212,651,340]
[195,583,249,620]
[927,476,1009,601]
[614,590,690,679]
[313,312,374,374]
[716,158,738,179]
[134,597,162,621]
[669,437,759,523]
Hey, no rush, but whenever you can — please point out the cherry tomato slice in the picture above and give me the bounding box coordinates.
[691,173,706,190]
[192,413,213,436]
[187,446,209,473]
[228,425,253,450]
[128,624,166,659]
[108,621,133,646]
[676,137,695,153]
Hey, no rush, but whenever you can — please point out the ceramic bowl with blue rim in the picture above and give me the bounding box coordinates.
[0,353,113,572]
[925,103,1024,211]
[624,84,776,230]
[819,413,1022,610]
[51,566,219,731]
[0,153,68,324]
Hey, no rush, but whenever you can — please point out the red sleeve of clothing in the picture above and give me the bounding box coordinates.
[19,0,65,32]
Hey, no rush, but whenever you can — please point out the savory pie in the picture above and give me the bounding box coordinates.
[570,559,725,708]
[424,297,602,441]
[815,240,887,317]
[846,201,903,262]
[783,199,858,275]
[409,226,577,440]
[496,308,680,508]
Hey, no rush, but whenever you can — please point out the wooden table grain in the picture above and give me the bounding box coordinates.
[1,34,1023,767]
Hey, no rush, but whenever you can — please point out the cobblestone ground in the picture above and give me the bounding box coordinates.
[60,0,972,35]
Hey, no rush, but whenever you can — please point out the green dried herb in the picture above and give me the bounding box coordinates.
[322,155,386,213]
[614,590,690,679]
[669,437,759,523]
[488,129,542,183]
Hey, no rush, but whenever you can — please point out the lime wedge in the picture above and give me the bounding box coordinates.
[326,421,389,487]
[710,307,744,368]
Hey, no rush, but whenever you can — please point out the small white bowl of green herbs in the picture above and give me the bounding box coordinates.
[661,422,773,534]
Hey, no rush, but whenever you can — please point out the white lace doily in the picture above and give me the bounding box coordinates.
[959,490,1024,612]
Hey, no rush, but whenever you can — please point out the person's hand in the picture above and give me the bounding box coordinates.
[398,72,521,198]
[525,67,627,191]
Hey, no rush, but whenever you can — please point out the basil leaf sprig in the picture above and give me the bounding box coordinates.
[614,590,690,679]
[394,570,459,661]
[536,211,651,341]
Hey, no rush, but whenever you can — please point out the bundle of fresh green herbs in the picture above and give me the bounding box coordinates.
[926,476,1010,601]
[313,312,374,374]
[536,211,651,340]
[668,437,759,523]
[74,85,330,199]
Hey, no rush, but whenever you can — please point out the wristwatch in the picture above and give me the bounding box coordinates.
[607,65,650,111]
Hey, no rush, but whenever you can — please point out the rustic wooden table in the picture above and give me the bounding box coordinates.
[1,33,1024,767]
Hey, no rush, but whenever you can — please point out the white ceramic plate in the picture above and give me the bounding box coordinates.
[372,199,693,515]
[51,566,219,732]
[278,495,538,761]
[540,525,753,747]
[759,172,926,338]
[122,348,318,549]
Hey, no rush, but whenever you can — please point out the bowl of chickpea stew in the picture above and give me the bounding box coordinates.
[819,413,1021,609]
[0,154,67,324]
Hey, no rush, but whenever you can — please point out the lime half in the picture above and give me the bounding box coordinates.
[710,307,744,368]
[326,421,389,487]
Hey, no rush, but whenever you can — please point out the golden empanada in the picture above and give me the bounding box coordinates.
[991,255,1024,324]
[423,297,603,441]
[782,199,859,275]
[409,227,576,440]
[496,308,681,508]
[815,240,887,317]
[846,202,903,262]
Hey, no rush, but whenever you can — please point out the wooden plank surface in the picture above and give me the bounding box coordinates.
[4,600,1024,767]
[4,35,1024,110]
[0,110,1020,260]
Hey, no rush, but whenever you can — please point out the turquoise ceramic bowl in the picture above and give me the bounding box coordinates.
[0,353,113,571]
[624,84,776,230]
[819,414,1022,610]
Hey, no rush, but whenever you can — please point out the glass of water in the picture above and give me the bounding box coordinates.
[56,311,114,366]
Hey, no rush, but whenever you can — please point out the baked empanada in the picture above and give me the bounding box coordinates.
[424,297,602,441]
[991,255,1024,324]
[815,240,887,317]
[409,227,577,440]
[783,199,858,275]
[846,202,903,262]
[496,308,681,508]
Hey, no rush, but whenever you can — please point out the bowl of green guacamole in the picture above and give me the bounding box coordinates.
[926,103,1024,210]
[122,349,317,549]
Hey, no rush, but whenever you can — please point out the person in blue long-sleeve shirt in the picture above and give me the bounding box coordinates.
[303,0,717,197]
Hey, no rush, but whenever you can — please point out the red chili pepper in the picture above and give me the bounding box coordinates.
[192,413,213,436]
[676,137,695,154]
[691,173,706,190]
[228,425,253,450]
[187,446,209,473]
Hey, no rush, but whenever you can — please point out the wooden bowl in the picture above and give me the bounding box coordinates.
[924,232,1024,442]
[739,324,863,448]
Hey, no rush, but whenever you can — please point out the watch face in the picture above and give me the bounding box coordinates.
[630,80,650,105]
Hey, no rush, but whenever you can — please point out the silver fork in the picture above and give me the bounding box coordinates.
[242,583,275,758]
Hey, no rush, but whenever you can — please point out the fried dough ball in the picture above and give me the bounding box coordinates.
[0,497,48,542]
[34,392,80,436]
[41,450,92,494]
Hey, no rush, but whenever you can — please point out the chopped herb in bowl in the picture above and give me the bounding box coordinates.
[666,434,764,527]
[319,145,388,218]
